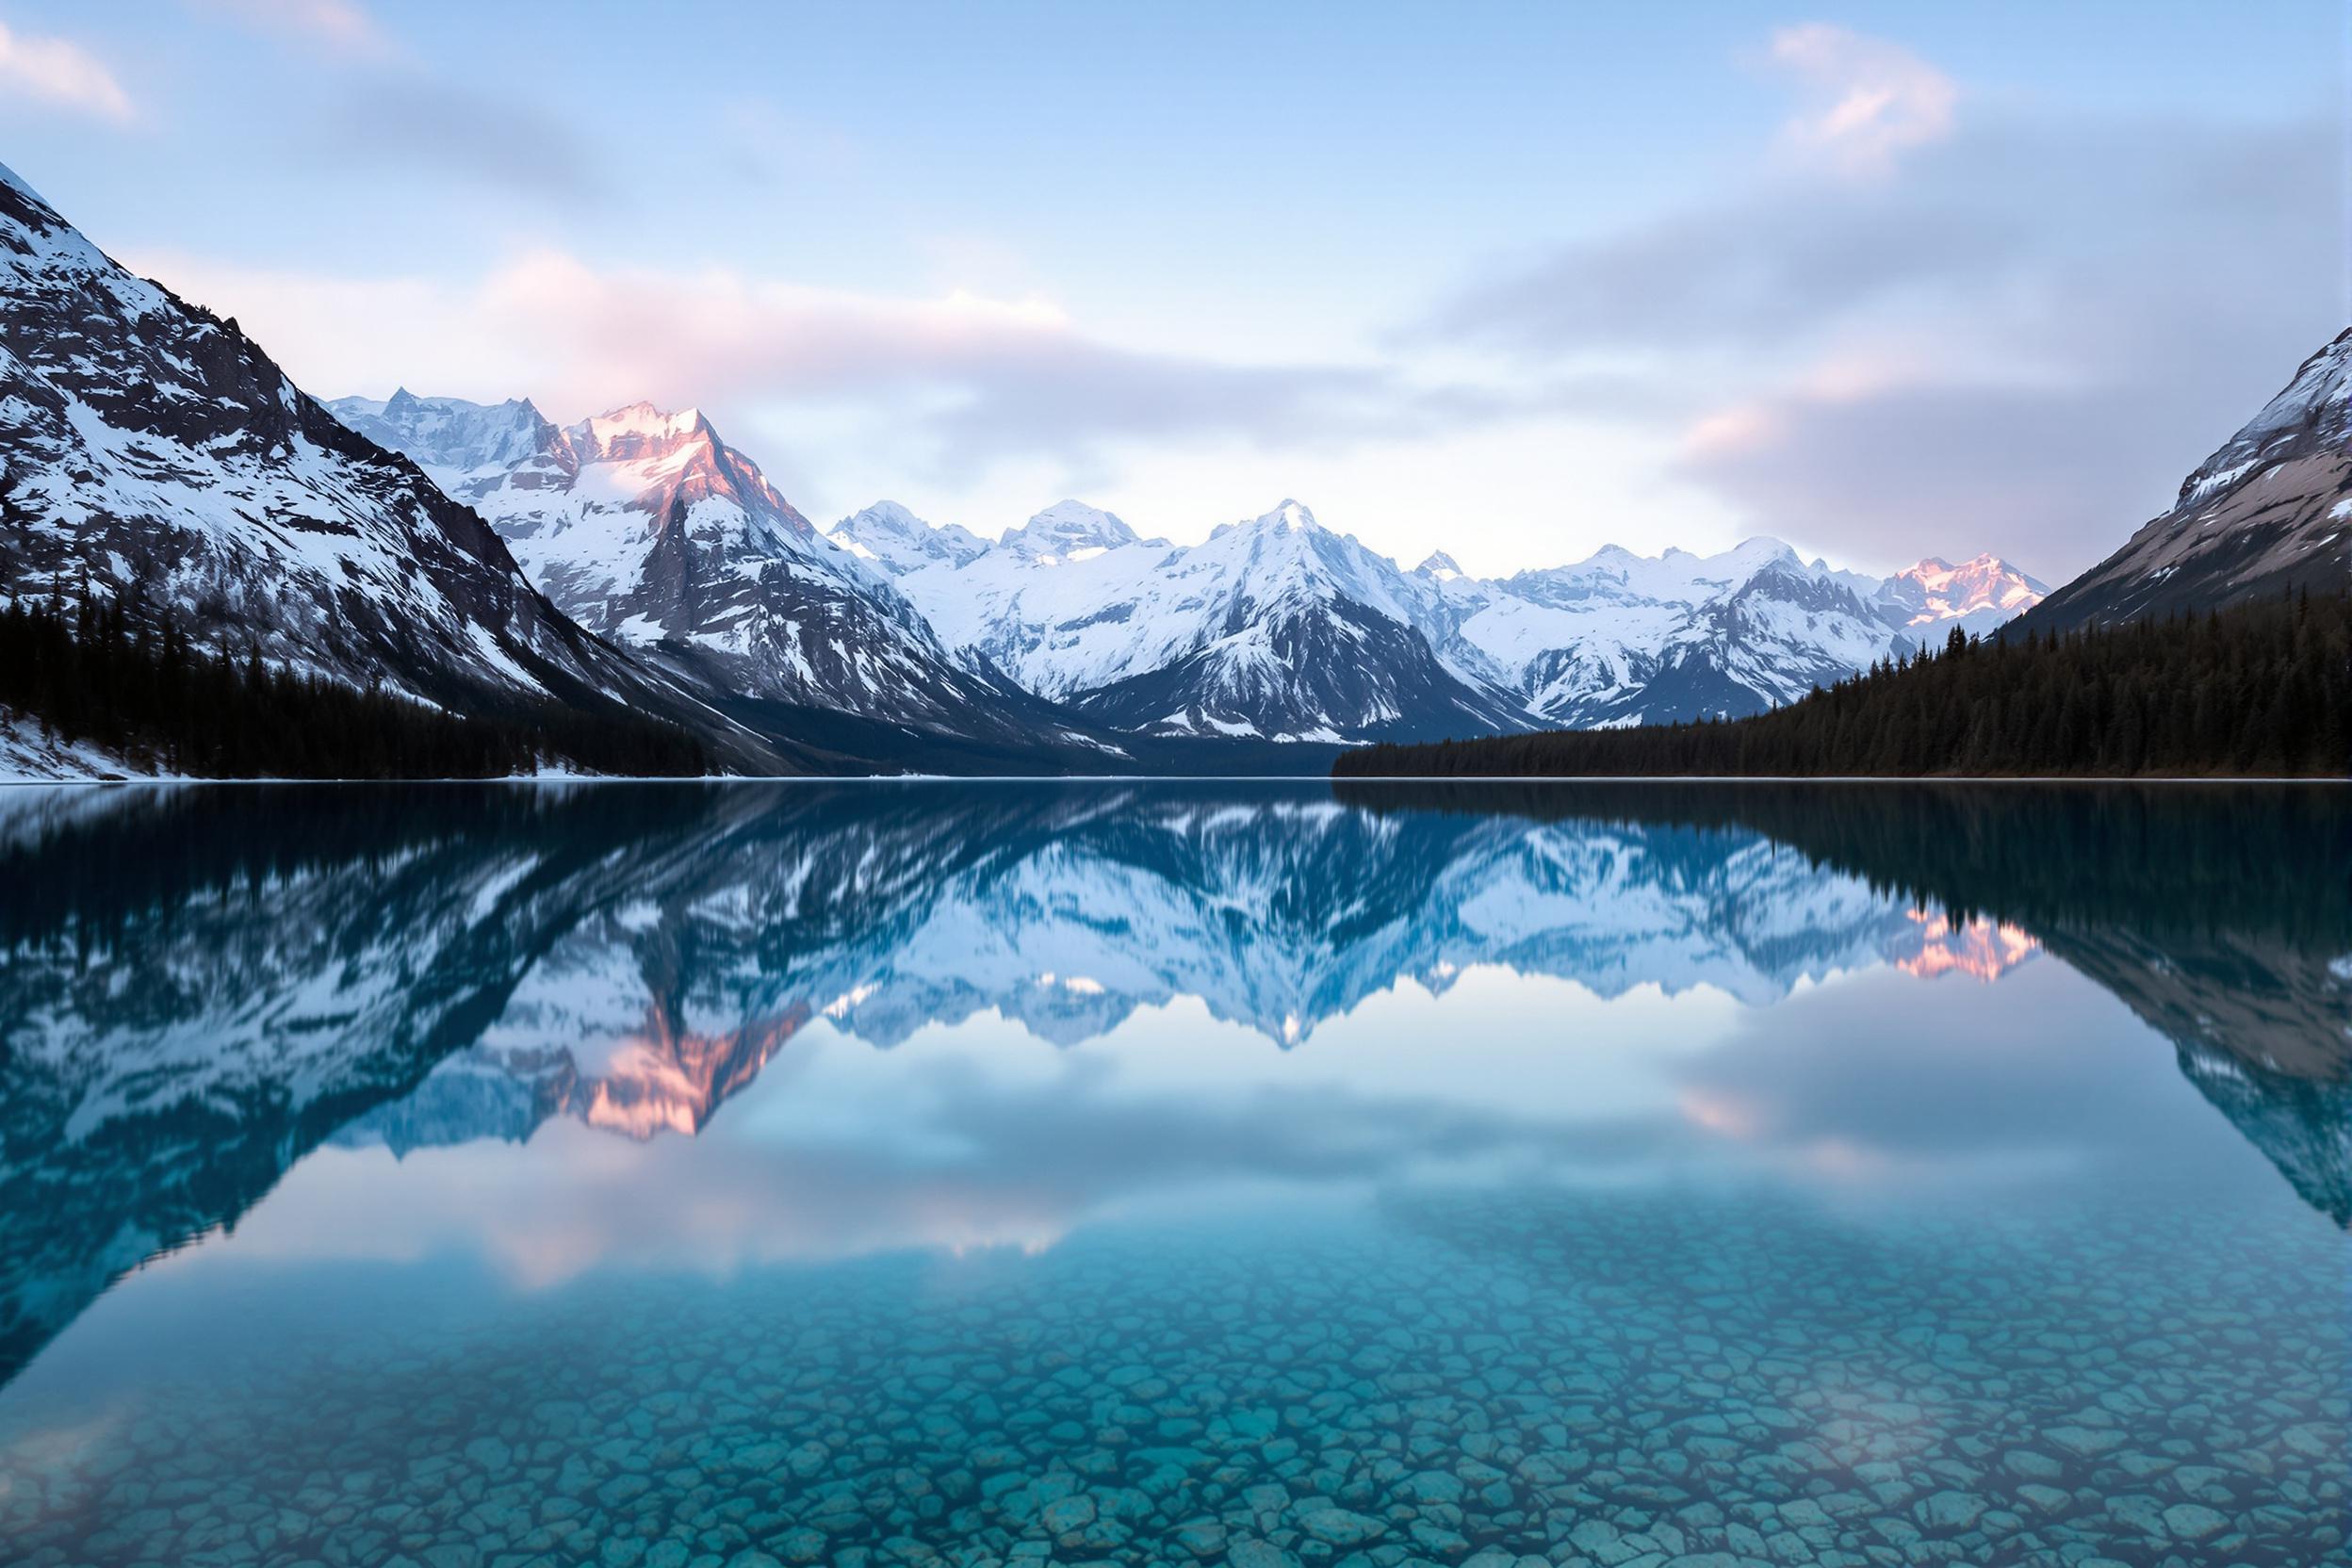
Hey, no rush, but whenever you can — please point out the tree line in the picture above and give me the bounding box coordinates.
[0,589,709,778]
[1337,590,2352,779]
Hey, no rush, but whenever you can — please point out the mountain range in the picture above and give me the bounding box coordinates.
[1,156,2343,776]
[339,386,2050,745]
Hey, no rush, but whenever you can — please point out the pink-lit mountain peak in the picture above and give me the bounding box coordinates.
[1886,553,2049,627]
[565,400,813,537]
[579,400,710,458]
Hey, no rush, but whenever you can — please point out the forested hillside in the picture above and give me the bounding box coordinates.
[1336,591,2351,778]
[0,594,709,778]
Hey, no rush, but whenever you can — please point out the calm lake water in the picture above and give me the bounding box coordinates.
[0,780,2345,1568]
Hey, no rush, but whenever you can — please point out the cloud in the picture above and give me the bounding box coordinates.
[1766,23,1958,178]
[313,74,601,200]
[1424,103,2344,577]
[188,0,390,57]
[130,247,1539,489]
[1671,113,2343,572]
[0,21,134,123]
[1426,190,2018,356]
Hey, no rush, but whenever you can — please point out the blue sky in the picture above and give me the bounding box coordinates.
[1,0,2344,576]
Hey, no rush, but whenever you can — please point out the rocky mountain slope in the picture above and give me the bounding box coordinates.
[2022,326,2352,632]
[851,498,2043,738]
[0,164,678,727]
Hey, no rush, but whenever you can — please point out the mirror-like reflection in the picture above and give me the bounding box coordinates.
[1,781,2345,1567]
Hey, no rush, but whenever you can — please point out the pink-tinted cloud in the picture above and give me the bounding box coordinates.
[132,246,1540,486]
[1767,23,1957,178]
[0,21,133,123]
[188,0,390,57]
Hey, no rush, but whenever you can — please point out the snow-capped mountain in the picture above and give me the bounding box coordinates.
[2024,326,2352,632]
[0,163,666,719]
[995,498,1157,562]
[890,498,1525,743]
[327,391,1052,743]
[324,398,1173,777]
[829,499,988,576]
[1880,554,2050,640]
[1433,540,2047,727]
[870,496,2042,737]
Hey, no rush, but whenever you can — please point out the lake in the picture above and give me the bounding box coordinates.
[0,780,2345,1568]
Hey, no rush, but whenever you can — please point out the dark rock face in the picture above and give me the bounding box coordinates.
[0,163,659,718]
[2022,328,2352,632]
[1072,595,1525,743]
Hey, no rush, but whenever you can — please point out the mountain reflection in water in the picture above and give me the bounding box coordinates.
[0,781,2345,1391]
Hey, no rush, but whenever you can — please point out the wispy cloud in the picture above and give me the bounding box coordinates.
[1665,111,2342,570]
[1766,23,1957,178]
[312,74,601,201]
[0,20,134,123]
[128,248,1534,486]
[1419,18,2341,578]
[188,0,391,57]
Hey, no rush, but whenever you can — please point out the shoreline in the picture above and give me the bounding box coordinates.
[5,772,2346,788]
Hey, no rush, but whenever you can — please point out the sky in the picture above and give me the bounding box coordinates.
[0,0,2344,580]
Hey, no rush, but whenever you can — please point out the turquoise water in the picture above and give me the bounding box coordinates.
[0,782,2345,1568]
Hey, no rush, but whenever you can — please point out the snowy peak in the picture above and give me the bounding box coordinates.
[896,495,1523,742]
[1505,536,1804,610]
[0,160,41,205]
[1445,533,2040,730]
[893,487,2045,743]
[2018,325,2352,632]
[328,391,567,494]
[2178,325,2352,505]
[1254,498,1319,534]
[0,161,172,330]
[1882,553,2049,627]
[577,400,713,461]
[1212,498,1330,543]
[997,499,1144,563]
[828,499,989,577]
[556,401,816,545]
[332,392,815,545]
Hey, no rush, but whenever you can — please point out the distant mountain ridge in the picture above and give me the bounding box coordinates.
[1423,537,2047,728]
[841,498,2044,739]
[331,377,2045,750]
[884,498,1527,743]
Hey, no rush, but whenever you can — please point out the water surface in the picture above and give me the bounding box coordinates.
[1,781,2345,1568]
